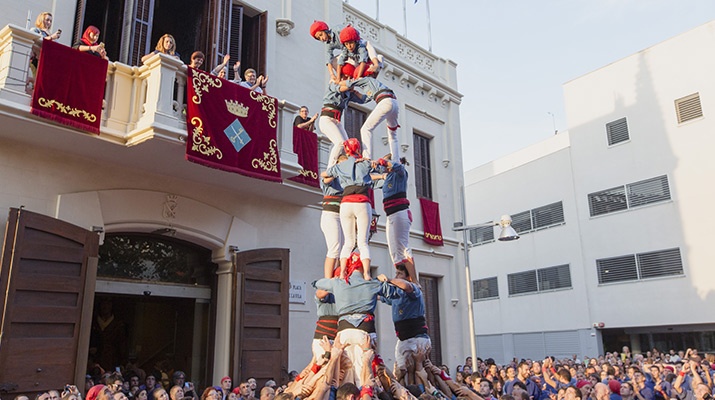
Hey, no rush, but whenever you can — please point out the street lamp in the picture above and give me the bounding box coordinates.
[453,187,520,366]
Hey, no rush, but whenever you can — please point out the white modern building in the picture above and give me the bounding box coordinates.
[464,20,715,364]
[0,0,470,395]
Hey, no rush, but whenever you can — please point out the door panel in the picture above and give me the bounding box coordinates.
[232,249,289,385]
[0,208,98,395]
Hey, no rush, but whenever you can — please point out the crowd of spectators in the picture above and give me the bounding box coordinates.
[18,347,715,400]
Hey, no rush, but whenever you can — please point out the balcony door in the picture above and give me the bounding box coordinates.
[73,0,265,71]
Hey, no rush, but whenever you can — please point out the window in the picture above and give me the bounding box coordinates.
[508,270,537,295]
[628,175,671,208]
[509,265,572,295]
[469,224,494,246]
[675,93,703,123]
[495,202,565,239]
[473,277,499,300]
[532,202,565,229]
[606,117,629,146]
[344,106,367,142]
[597,248,683,284]
[98,234,214,285]
[588,186,628,216]
[597,255,637,284]
[413,133,432,199]
[638,248,684,279]
[537,264,572,291]
[511,210,533,234]
[588,175,670,217]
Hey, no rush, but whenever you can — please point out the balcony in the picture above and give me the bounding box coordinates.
[0,24,324,206]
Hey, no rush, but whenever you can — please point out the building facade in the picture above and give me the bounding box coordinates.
[0,0,469,395]
[464,21,715,364]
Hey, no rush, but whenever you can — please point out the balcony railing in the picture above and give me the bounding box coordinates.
[0,24,325,204]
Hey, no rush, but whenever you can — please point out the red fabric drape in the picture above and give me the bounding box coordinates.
[31,39,108,134]
[288,126,319,187]
[419,198,444,246]
[185,67,282,182]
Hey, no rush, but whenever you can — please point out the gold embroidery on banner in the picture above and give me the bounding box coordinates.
[225,100,249,117]
[298,169,318,179]
[37,97,97,122]
[191,70,222,104]
[251,139,278,172]
[249,91,277,128]
[190,117,223,159]
[424,233,443,241]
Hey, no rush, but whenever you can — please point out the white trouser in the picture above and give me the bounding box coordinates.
[339,202,372,260]
[361,98,399,160]
[394,336,431,374]
[337,328,377,387]
[319,115,348,168]
[386,209,412,264]
[320,210,342,258]
[312,337,335,366]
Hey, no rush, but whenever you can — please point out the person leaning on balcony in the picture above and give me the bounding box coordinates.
[210,54,231,76]
[30,12,62,75]
[142,34,180,64]
[239,68,267,94]
[73,26,109,60]
[293,106,318,131]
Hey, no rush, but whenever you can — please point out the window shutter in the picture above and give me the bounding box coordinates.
[627,175,671,208]
[413,133,432,199]
[469,224,494,245]
[473,277,499,300]
[675,93,703,123]
[638,248,683,279]
[510,210,533,233]
[129,0,155,66]
[606,117,629,145]
[72,0,87,45]
[532,202,564,229]
[228,5,243,81]
[508,270,537,295]
[588,186,628,217]
[537,264,571,291]
[597,255,638,284]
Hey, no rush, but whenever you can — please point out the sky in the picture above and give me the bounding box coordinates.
[346,0,715,171]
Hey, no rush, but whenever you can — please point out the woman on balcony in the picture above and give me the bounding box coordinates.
[142,34,180,64]
[29,12,61,76]
[73,26,108,60]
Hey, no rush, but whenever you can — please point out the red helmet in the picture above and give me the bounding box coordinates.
[343,138,361,157]
[310,20,329,39]
[339,25,360,44]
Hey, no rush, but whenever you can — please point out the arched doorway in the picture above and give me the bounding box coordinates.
[92,233,217,391]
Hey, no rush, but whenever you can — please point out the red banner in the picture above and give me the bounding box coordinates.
[419,198,444,246]
[31,39,108,134]
[185,67,282,182]
[288,126,319,187]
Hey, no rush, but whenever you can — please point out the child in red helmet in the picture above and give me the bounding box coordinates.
[310,20,349,83]
[337,25,381,79]
[310,21,382,82]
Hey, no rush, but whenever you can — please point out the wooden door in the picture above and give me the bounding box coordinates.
[231,249,289,385]
[419,275,442,365]
[0,208,98,395]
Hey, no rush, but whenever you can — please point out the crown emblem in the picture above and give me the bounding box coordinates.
[225,100,249,117]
